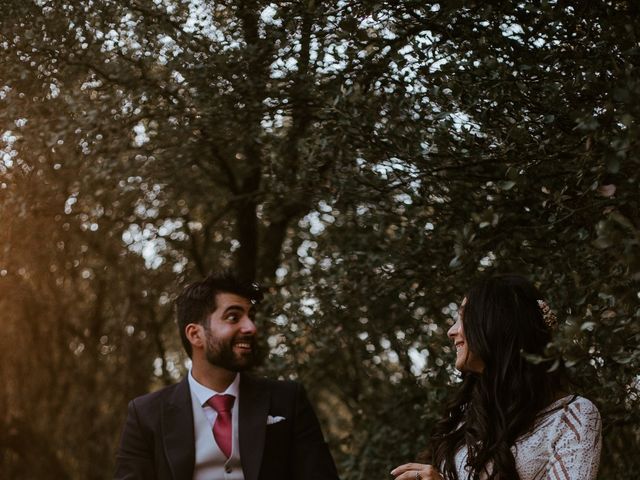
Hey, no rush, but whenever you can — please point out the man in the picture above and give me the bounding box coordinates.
[114,273,340,480]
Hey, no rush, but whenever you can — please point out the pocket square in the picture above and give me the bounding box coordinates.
[267,415,286,425]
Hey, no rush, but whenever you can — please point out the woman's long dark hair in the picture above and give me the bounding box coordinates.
[428,274,566,480]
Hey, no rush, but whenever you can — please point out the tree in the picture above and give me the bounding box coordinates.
[0,0,638,478]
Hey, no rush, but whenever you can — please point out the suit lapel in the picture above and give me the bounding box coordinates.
[162,377,195,480]
[239,374,270,480]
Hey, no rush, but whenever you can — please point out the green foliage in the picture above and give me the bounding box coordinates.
[0,0,638,478]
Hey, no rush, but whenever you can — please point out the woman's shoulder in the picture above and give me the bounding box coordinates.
[516,395,601,453]
[566,395,600,413]
[564,395,602,429]
[529,395,601,436]
[539,395,602,437]
[557,395,601,420]
[515,395,602,479]
[540,394,600,417]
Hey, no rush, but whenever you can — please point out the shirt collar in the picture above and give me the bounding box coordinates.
[188,369,240,407]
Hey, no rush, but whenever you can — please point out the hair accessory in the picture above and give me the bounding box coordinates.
[537,300,557,329]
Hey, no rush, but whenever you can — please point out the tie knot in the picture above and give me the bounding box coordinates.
[207,394,235,413]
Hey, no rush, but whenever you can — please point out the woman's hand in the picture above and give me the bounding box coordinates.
[391,463,443,480]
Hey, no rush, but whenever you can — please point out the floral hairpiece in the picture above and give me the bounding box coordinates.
[537,300,557,329]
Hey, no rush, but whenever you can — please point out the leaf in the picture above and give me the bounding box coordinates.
[580,321,597,332]
[597,184,616,197]
[592,236,614,249]
[498,181,516,191]
[601,310,616,319]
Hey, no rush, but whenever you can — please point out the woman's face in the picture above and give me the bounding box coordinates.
[447,298,485,373]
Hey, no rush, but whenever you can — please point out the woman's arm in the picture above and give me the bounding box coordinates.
[545,397,602,480]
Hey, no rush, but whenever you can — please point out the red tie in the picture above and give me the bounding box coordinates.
[207,394,235,458]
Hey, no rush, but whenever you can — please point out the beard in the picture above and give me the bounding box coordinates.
[203,329,256,372]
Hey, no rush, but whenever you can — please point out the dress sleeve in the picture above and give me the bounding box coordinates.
[546,397,602,480]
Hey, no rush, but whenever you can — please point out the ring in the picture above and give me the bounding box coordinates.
[415,472,421,480]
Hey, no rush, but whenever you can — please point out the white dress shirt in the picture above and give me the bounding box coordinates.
[188,370,244,480]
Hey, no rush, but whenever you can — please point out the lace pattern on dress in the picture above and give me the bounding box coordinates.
[453,396,602,480]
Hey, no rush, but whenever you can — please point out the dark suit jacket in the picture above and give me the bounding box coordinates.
[114,374,340,480]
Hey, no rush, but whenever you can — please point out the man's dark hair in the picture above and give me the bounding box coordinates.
[176,272,263,357]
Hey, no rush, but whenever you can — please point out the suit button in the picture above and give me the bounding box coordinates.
[225,466,232,474]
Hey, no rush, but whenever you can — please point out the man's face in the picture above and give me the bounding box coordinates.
[202,292,257,372]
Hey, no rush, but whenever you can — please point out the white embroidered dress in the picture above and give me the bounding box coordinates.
[454,396,602,480]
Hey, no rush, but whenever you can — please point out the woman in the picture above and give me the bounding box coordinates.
[392,274,601,480]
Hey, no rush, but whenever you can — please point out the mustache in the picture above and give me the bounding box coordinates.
[232,335,256,345]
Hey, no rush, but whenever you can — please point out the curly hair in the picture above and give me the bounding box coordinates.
[427,274,565,479]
